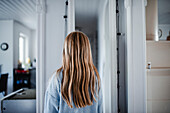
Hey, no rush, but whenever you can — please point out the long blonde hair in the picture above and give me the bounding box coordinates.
[57,31,100,108]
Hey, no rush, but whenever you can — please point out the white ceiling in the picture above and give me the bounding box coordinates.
[0,0,36,30]
[158,0,170,24]
[75,0,101,34]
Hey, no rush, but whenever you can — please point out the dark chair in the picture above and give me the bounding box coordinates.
[0,73,8,96]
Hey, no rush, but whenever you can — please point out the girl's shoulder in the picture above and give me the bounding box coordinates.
[46,69,62,98]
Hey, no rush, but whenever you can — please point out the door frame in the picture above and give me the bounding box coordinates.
[125,0,147,112]
[36,0,46,113]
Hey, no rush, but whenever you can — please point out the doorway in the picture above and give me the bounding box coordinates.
[0,0,37,113]
[74,0,118,112]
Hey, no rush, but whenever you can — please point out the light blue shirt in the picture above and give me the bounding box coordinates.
[44,70,103,113]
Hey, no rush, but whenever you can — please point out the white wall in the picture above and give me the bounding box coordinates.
[45,0,65,86]
[29,30,37,62]
[158,0,170,24]
[67,0,75,34]
[158,24,170,40]
[0,20,14,94]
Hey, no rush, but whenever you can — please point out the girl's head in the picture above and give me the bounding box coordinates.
[57,31,100,108]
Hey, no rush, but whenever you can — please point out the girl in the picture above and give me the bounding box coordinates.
[44,31,103,113]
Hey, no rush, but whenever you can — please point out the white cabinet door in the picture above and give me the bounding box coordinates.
[147,69,170,113]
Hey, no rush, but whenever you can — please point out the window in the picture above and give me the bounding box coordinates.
[19,33,26,64]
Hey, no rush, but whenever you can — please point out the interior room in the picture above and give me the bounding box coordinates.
[0,0,170,113]
[0,0,37,113]
[146,0,170,112]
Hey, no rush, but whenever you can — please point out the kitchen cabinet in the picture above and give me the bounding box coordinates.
[146,41,170,113]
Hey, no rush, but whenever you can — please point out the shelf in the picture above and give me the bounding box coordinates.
[147,99,170,101]
[146,40,170,43]
[146,67,170,70]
